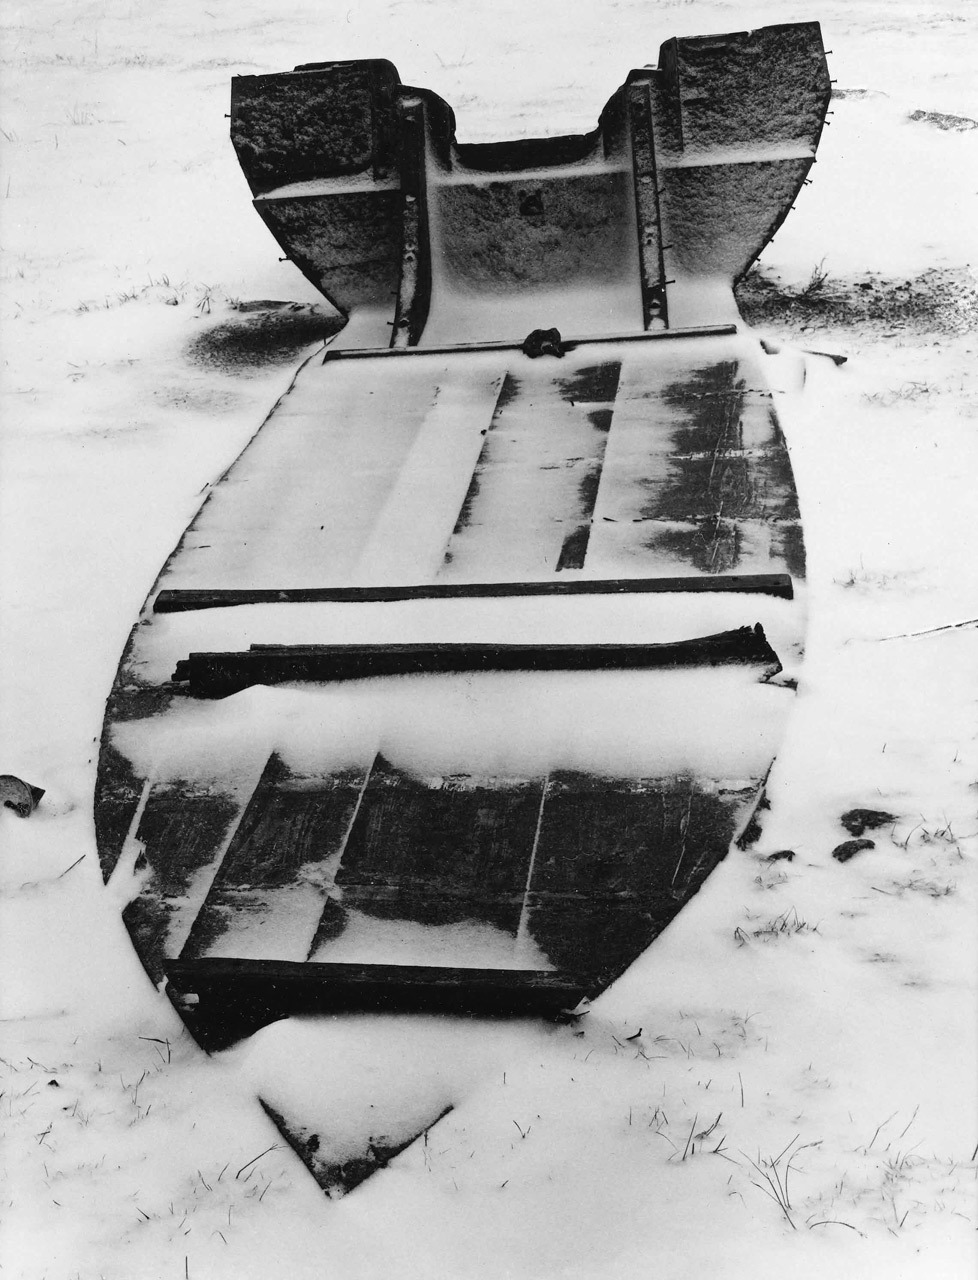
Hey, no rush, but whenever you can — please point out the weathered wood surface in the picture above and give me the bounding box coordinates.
[333,756,541,938]
[97,329,804,1039]
[93,21,830,1053]
[525,773,753,980]
[180,754,367,963]
[171,625,781,698]
[110,743,778,1042]
[153,572,793,613]
[151,335,805,595]
[153,753,762,1031]
[119,779,248,983]
[168,958,587,1050]
[259,1098,456,1199]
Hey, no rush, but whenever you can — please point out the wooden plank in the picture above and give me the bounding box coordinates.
[554,362,621,571]
[172,625,782,697]
[331,756,542,937]
[153,572,793,612]
[524,774,754,982]
[180,754,368,962]
[119,781,244,983]
[168,958,585,998]
[441,362,620,579]
[260,1098,455,1198]
[349,371,505,584]
[166,958,586,1048]
[157,355,456,593]
[320,323,737,360]
[587,352,805,577]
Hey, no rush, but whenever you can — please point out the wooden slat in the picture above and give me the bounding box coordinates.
[260,1098,455,1198]
[586,353,805,577]
[554,362,622,571]
[172,624,781,697]
[523,774,754,984]
[330,756,542,938]
[180,754,368,962]
[166,958,586,1047]
[153,572,792,612]
[349,372,505,584]
[119,781,245,982]
[320,323,737,361]
[441,362,621,579]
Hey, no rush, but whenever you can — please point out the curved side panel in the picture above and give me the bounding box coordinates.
[660,158,814,279]
[653,22,831,286]
[255,190,403,316]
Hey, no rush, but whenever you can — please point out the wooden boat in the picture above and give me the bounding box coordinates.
[96,21,828,1055]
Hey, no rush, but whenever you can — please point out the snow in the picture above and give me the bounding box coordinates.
[131,590,802,669]
[112,666,791,788]
[1,1,976,1278]
[305,909,555,969]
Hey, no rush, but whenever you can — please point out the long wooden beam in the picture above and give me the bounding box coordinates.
[321,323,737,361]
[172,624,781,697]
[167,957,586,1048]
[154,572,793,613]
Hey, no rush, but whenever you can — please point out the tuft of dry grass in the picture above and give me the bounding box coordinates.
[735,907,819,945]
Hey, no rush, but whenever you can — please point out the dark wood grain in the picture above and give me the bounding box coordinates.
[172,624,781,697]
[166,958,586,1048]
[153,572,792,613]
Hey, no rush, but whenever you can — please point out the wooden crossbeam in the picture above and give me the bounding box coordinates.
[154,572,793,613]
[167,958,586,1047]
[172,625,781,697]
[320,323,737,361]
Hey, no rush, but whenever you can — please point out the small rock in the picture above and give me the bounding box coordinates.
[764,850,795,863]
[0,775,45,818]
[832,838,875,863]
[840,808,897,836]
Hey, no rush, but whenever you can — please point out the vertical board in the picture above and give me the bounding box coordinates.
[181,754,368,962]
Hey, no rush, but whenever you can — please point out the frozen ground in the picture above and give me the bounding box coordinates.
[1,1,976,1277]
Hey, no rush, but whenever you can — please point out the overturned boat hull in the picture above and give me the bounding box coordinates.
[98,328,804,1048]
[97,21,828,1052]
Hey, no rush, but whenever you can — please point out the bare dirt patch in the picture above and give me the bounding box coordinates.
[187,301,345,372]
[907,108,978,132]
[735,265,978,337]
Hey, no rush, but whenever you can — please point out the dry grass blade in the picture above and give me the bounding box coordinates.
[808,1219,867,1237]
[235,1144,277,1179]
[739,1134,820,1231]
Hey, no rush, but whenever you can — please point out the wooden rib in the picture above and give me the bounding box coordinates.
[627,77,668,329]
[389,97,431,348]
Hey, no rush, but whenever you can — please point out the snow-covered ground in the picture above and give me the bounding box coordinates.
[1,1,976,1276]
